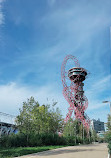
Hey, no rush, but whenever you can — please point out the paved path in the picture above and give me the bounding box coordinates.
[16,143,108,158]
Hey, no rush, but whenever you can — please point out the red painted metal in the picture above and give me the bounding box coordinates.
[61,55,90,130]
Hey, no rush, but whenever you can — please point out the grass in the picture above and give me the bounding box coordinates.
[0,145,67,158]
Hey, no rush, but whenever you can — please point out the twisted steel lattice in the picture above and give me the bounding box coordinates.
[61,55,90,130]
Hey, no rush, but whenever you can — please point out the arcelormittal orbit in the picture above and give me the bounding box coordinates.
[61,55,90,130]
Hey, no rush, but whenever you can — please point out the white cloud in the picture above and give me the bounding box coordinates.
[0,82,68,117]
[0,0,110,124]
[87,100,108,111]
[86,75,111,97]
[0,0,4,25]
[0,75,110,123]
[38,1,111,71]
[0,82,31,114]
[0,12,3,25]
[47,0,56,7]
[85,75,111,111]
[92,75,111,90]
[41,2,111,39]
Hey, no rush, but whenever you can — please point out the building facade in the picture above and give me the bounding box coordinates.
[0,112,17,137]
[0,122,17,137]
[90,119,105,133]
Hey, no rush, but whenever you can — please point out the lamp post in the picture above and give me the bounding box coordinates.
[102,101,111,115]
[102,101,111,125]
[83,125,84,144]
[74,126,76,145]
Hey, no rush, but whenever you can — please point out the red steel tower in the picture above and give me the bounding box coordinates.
[61,55,90,130]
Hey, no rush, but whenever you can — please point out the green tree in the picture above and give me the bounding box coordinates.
[105,114,111,154]
[16,97,40,145]
[16,96,63,145]
[63,119,91,144]
[63,119,81,137]
[106,114,111,131]
[91,130,97,142]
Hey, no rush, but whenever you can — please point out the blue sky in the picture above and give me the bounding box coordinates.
[0,0,111,123]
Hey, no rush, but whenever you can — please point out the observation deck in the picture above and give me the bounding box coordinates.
[68,67,87,83]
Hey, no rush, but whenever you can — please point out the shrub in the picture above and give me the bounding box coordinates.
[0,133,27,147]
[0,132,92,148]
[0,133,67,147]
[105,131,111,154]
[64,136,76,145]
